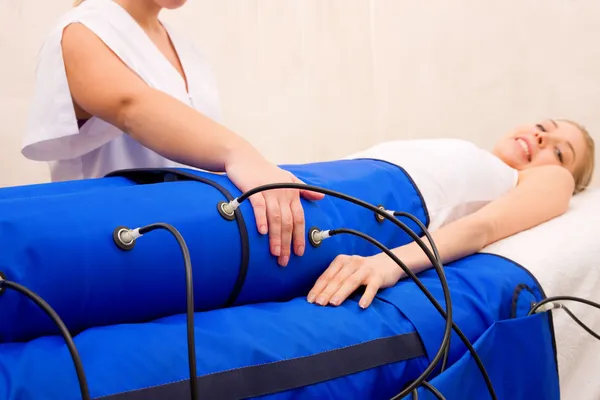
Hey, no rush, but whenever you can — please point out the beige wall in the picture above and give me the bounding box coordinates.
[1,0,599,188]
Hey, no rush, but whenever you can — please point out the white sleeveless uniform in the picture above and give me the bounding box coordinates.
[22,0,222,181]
[346,138,519,230]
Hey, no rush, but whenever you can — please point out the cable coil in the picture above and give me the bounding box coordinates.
[216,181,497,399]
[113,223,199,400]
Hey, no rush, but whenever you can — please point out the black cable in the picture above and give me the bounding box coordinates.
[422,381,445,399]
[561,305,600,341]
[329,228,492,399]
[392,211,449,373]
[0,278,90,400]
[219,183,496,399]
[528,296,600,341]
[116,223,198,400]
[528,295,600,316]
[227,183,453,396]
[328,227,452,398]
[106,168,250,308]
[408,381,444,399]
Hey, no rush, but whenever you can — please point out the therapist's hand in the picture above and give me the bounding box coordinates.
[226,155,324,267]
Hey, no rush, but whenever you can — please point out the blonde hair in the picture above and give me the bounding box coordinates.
[73,0,85,6]
[562,119,595,194]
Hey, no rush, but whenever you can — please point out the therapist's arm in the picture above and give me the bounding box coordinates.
[62,23,257,172]
[61,23,324,267]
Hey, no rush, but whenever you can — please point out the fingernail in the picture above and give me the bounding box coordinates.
[330,297,340,306]
[280,256,289,267]
[274,246,281,256]
[359,301,367,309]
[316,296,326,306]
[297,246,305,256]
[259,225,268,234]
[307,294,315,303]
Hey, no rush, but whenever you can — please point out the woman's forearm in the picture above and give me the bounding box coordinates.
[120,88,262,172]
[306,214,496,308]
[385,215,493,280]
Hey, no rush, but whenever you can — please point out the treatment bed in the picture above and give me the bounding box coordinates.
[0,160,593,399]
[484,187,600,400]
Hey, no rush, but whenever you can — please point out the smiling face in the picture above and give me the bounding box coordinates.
[492,119,589,176]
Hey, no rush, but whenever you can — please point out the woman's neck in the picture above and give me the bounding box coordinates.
[113,0,162,31]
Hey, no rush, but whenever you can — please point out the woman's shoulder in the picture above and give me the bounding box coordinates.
[506,165,576,216]
[517,164,575,190]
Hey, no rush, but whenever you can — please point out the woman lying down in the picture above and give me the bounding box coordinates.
[308,119,595,309]
[22,1,594,313]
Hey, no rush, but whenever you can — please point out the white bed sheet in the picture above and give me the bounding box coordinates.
[483,187,600,400]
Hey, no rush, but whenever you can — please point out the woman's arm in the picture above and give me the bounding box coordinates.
[388,164,575,277]
[61,23,255,172]
[60,23,324,267]
[307,164,575,308]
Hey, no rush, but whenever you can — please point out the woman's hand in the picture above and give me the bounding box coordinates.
[307,253,404,309]
[226,154,325,267]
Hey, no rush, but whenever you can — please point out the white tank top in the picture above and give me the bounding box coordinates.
[21,0,222,181]
[346,138,519,230]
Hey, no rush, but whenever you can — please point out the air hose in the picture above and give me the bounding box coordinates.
[0,273,91,400]
[216,182,497,399]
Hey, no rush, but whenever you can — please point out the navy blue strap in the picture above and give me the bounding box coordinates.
[98,332,425,400]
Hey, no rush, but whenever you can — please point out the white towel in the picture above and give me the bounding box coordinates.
[483,187,600,400]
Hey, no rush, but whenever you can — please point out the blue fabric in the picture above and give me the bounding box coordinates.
[0,159,427,342]
[0,253,558,400]
[414,313,559,400]
[377,253,546,367]
[0,176,134,201]
[387,253,560,400]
